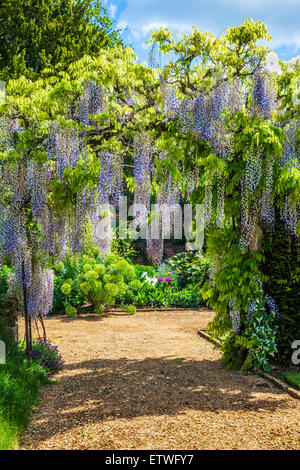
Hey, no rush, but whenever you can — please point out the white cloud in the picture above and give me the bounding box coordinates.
[288,55,300,65]
[266,51,300,74]
[109,3,117,19]
[141,22,168,34]
[141,21,194,34]
[266,52,282,74]
[141,42,151,50]
[116,20,128,30]
[118,0,300,61]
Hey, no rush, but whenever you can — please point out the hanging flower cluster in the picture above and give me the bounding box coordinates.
[259,157,275,229]
[281,121,298,168]
[281,196,299,237]
[160,76,180,120]
[162,80,240,160]
[133,131,152,225]
[251,71,277,120]
[147,152,180,266]
[98,152,123,206]
[0,154,55,318]
[79,81,104,127]
[229,297,241,333]
[159,69,299,247]
[0,81,109,319]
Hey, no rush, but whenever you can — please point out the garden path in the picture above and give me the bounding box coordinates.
[21,309,300,450]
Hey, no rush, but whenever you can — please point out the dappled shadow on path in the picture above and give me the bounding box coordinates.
[27,355,292,444]
[53,311,145,323]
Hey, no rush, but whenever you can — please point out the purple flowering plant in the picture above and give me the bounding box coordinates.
[156,272,173,285]
[29,338,65,374]
[137,270,175,307]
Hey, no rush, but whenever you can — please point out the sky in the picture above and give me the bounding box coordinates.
[102,0,300,67]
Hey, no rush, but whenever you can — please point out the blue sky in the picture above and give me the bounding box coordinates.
[103,0,300,64]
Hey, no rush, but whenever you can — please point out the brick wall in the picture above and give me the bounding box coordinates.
[132,240,186,265]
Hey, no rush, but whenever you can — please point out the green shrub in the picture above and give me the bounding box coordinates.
[171,285,204,308]
[0,265,11,300]
[65,305,77,317]
[111,225,138,261]
[220,291,279,372]
[221,332,252,371]
[164,251,210,288]
[78,253,139,314]
[122,304,136,315]
[243,292,279,371]
[134,264,156,280]
[262,215,300,364]
[52,256,86,313]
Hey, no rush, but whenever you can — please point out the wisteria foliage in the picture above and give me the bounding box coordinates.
[0,58,299,331]
[0,82,122,319]
[160,69,299,245]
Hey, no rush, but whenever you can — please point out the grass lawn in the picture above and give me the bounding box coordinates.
[0,327,49,450]
[284,373,300,390]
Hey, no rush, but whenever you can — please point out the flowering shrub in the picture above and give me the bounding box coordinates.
[52,252,143,315]
[157,275,172,284]
[78,253,141,314]
[29,339,65,373]
[133,252,210,308]
[135,271,176,307]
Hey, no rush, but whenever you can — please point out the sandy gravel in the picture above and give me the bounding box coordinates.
[20,309,300,450]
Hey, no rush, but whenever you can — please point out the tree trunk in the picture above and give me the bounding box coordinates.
[249,213,263,253]
[39,314,47,341]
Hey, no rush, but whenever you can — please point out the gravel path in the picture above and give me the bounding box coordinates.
[21,309,300,450]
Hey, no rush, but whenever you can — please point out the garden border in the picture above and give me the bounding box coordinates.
[197,329,300,400]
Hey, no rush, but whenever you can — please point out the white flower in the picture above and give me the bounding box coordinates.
[143,274,158,286]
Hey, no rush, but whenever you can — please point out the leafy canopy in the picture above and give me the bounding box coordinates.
[0,0,122,81]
